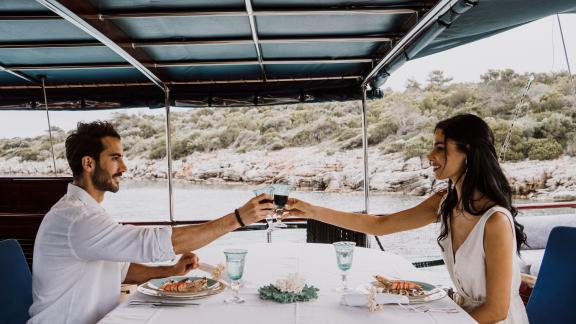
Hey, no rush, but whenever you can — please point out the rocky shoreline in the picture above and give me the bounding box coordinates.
[1,147,575,200]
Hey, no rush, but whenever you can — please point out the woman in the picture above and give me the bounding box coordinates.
[286,114,528,324]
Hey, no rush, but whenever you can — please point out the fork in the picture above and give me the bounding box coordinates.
[410,305,460,314]
[128,300,200,307]
[398,303,459,314]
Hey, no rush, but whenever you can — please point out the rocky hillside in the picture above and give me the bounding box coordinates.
[1,69,575,199]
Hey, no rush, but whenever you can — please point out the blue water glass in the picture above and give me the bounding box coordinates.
[333,241,356,292]
[224,249,247,303]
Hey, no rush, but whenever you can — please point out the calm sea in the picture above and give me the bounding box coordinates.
[102,180,566,286]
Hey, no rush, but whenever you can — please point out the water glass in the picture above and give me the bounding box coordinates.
[333,241,356,292]
[224,249,247,304]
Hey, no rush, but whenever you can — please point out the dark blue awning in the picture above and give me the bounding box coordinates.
[0,0,574,110]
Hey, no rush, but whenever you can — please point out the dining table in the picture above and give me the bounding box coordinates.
[99,243,476,324]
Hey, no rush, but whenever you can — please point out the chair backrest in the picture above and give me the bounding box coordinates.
[0,239,33,324]
[526,226,576,324]
[0,214,45,270]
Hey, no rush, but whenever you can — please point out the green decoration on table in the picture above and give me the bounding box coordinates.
[258,284,319,303]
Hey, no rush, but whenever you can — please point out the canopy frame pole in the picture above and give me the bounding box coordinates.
[0,36,394,49]
[360,85,370,215]
[362,0,457,87]
[244,0,267,81]
[361,85,375,249]
[0,75,362,90]
[40,77,57,174]
[0,63,37,83]
[35,0,167,90]
[9,58,374,71]
[164,89,174,222]
[557,14,575,95]
[0,8,421,20]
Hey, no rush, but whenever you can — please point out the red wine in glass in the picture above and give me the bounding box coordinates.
[273,195,288,208]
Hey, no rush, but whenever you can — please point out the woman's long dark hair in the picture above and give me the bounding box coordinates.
[435,114,527,253]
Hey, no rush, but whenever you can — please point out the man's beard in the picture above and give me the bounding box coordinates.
[92,162,120,193]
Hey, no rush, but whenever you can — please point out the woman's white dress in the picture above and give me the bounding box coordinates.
[439,206,529,323]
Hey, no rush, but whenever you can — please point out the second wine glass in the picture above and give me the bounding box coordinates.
[271,183,290,228]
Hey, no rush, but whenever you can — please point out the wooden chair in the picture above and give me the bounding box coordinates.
[0,177,71,269]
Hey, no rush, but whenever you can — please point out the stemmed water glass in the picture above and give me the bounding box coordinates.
[224,249,247,304]
[333,241,356,292]
[271,183,290,229]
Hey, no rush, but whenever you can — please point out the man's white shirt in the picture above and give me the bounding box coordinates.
[28,183,176,324]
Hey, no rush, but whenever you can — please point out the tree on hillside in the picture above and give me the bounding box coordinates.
[426,70,452,89]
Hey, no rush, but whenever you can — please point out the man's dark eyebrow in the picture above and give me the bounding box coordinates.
[109,153,122,157]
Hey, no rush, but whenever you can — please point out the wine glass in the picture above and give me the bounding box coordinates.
[253,186,276,242]
[333,241,356,292]
[224,249,247,304]
[271,183,290,228]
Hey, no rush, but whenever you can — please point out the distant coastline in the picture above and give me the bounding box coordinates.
[2,148,575,201]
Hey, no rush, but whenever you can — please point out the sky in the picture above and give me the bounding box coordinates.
[0,14,575,139]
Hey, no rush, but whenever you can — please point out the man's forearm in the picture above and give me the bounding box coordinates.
[123,263,173,284]
[171,212,240,254]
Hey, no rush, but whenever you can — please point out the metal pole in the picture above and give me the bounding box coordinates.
[164,88,174,222]
[41,77,57,174]
[360,86,370,214]
[557,14,575,95]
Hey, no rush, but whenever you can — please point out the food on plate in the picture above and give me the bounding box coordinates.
[373,275,425,296]
[159,277,208,292]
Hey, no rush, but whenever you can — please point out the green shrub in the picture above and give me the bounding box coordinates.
[379,140,405,154]
[139,123,157,139]
[148,141,166,159]
[336,128,359,142]
[404,136,432,159]
[527,138,563,160]
[368,117,398,145]
[19,149,42,161]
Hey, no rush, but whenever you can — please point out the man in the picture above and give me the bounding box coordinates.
[28,121,273,324]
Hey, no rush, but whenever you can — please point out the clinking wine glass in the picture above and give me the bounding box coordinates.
[271,183,290,229]
[333,241,356,292]
[224,249,247,304]
[252,186,276,233]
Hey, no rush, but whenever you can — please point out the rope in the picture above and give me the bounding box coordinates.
[557,14,575,96]
[499,74,535,162]
[41,77,57,174]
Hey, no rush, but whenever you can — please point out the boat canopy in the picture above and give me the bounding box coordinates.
[0,0,575,110]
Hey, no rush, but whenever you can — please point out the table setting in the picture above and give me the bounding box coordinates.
[98,242,475,324]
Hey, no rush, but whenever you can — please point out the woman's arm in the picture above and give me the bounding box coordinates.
[470,211,514,323]
[286,191,444,236]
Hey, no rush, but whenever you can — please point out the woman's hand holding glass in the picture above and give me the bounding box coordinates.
[284,198,316,219]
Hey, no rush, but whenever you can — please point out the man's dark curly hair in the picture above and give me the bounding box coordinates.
[65,121,120,179]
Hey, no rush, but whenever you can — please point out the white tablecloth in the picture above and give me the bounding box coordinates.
[99,243,476,324]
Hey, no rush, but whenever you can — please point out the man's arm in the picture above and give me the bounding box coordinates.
[123,252,199,284]
[171,194,273,254]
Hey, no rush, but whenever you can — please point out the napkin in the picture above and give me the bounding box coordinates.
[198,262,230,284]
[340,293,409,307]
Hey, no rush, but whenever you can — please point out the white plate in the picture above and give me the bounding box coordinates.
[370,280,447,304]
[137,276,226,299]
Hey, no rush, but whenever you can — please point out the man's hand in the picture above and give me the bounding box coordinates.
[170,252,199,276]
[237,193,274,224]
